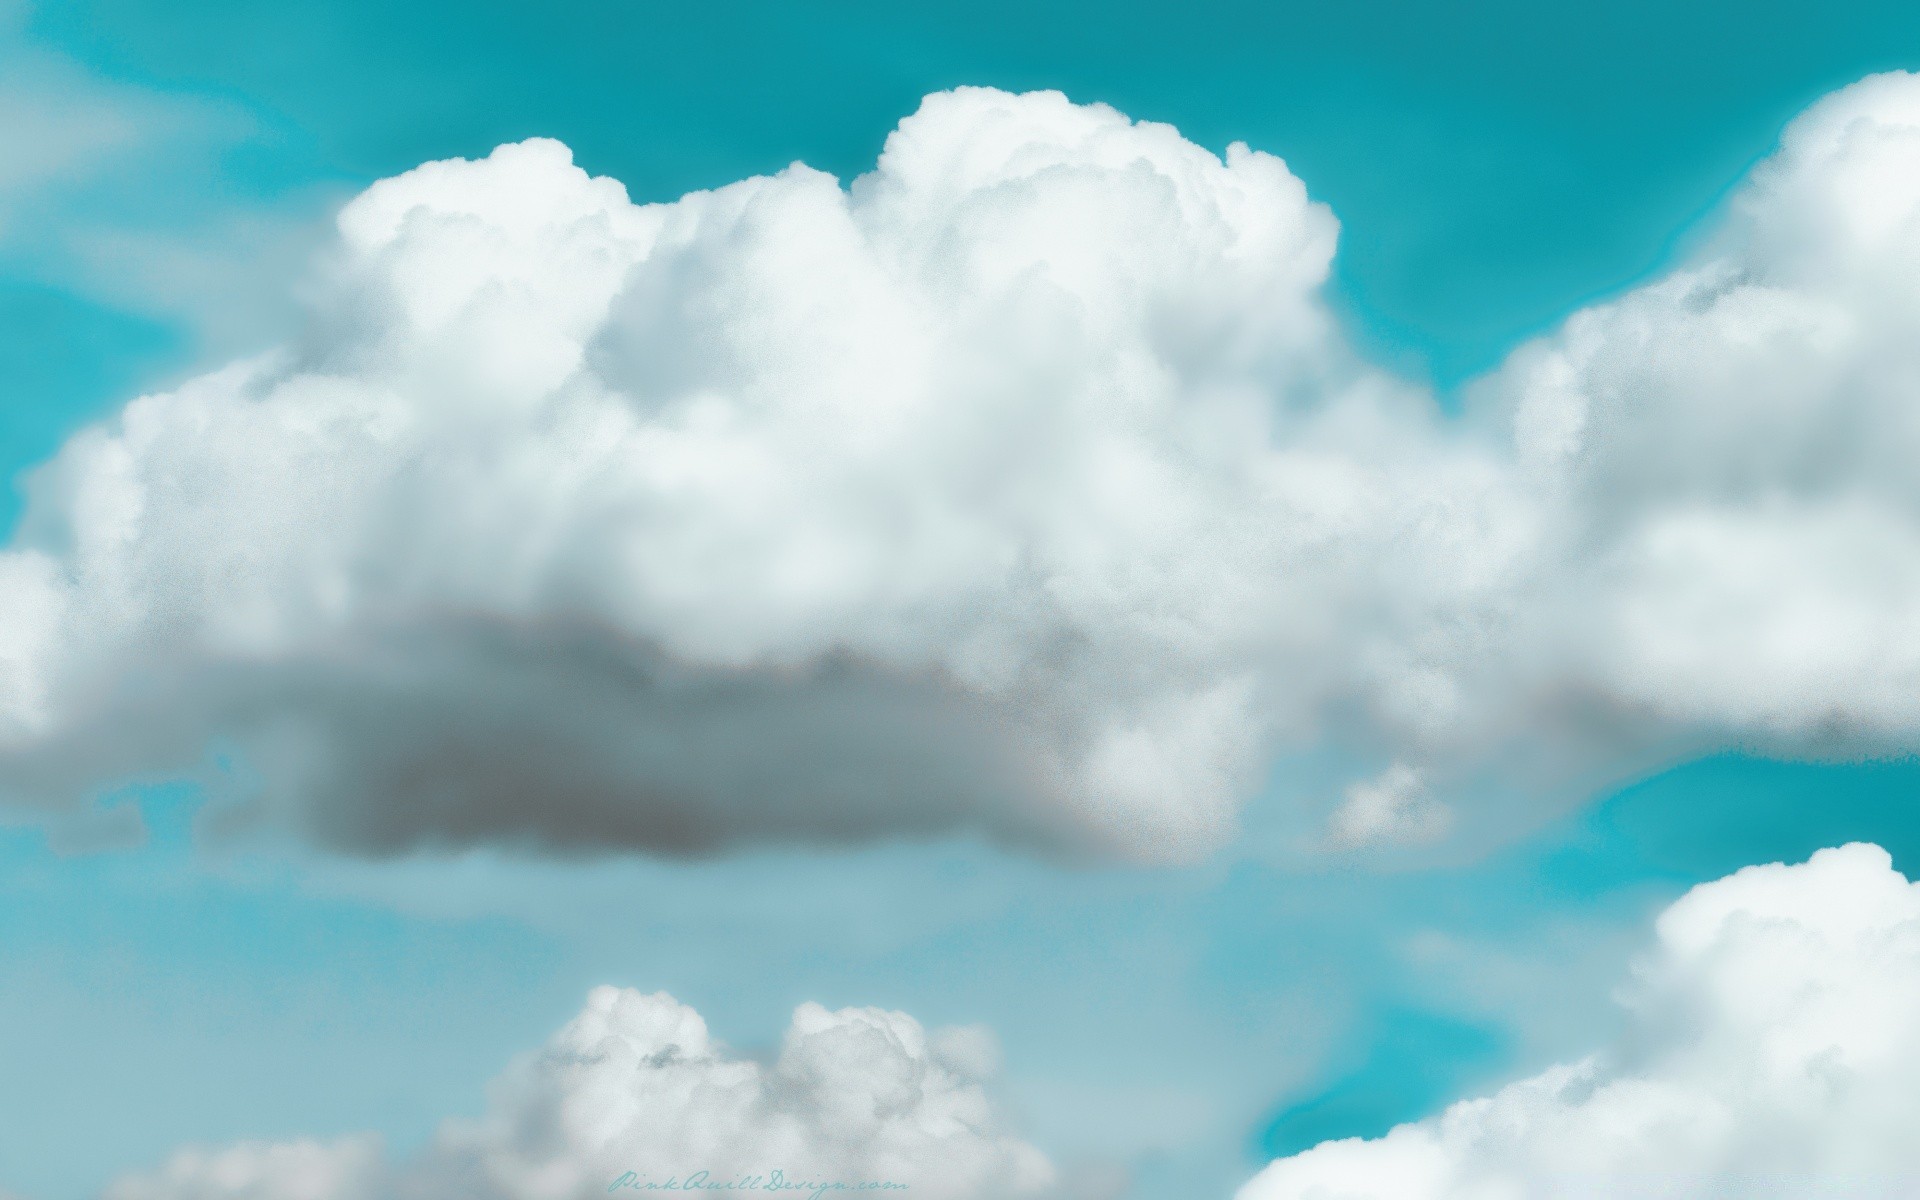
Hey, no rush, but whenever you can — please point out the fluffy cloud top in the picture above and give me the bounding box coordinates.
[0,84,1484,859]
[1483,72,1920,746]
[6,74,1920,858]
[104,988,1055,1200]
[1240,843,1920,1199]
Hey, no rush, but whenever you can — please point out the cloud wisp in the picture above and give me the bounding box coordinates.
[0,6,335,357]
[5,76,1920,859]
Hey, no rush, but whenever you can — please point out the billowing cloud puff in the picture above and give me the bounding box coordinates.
[104,988,1057,1200]
[1240,843,1920,1198]
[1482,71,1920,747]
[7,74,1920,859]
[0,84,1503,859]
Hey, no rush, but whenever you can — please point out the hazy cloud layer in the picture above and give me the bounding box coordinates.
[1240,842,1920,1198]
[6,75,1920,858]
[0,6,339,361]
[104,988,1057,1200]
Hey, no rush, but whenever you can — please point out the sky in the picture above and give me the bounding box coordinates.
[7,2,1920,1198]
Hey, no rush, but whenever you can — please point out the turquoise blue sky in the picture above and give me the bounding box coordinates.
[6,2,1920,1197]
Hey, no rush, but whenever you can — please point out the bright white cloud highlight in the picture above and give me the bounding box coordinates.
[1240,843,1920,1199]
[5,73,1920,859]
[104,988,1056,1200]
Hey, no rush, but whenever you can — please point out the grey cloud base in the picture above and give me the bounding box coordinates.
[2,621,1057,856]
[6,77,1920,859]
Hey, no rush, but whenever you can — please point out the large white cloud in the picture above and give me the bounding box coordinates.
[104,987,1058,1200]
[1480,71,1920,748]
[1239,843,1920,1199]
[6,74,1920,859]
[0,84,1509,859]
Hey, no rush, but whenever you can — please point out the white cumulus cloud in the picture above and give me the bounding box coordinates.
[1239,842,1920,1199]
[1480,71,1920,748]
[0,84,1498,860]
[7,73,1920,860]
[103,987,1058,1200]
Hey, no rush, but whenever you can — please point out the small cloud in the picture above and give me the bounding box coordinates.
[1326,763,1451,849]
